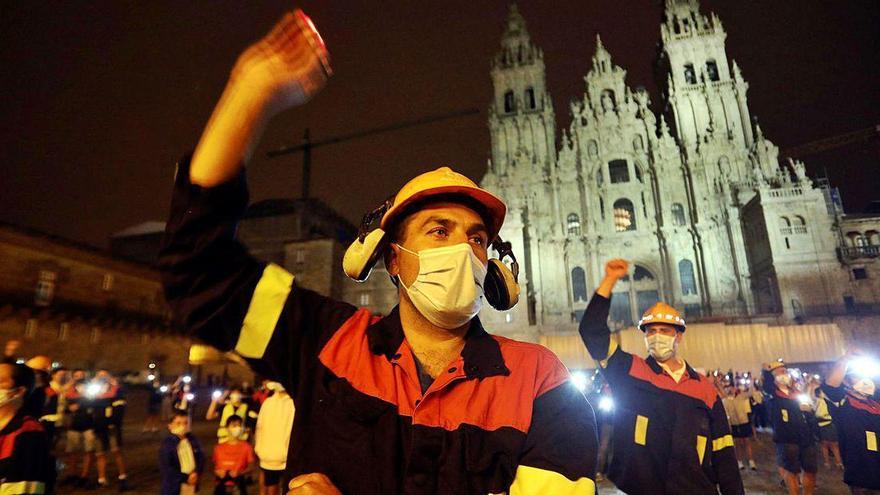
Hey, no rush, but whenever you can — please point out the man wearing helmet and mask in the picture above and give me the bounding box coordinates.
[821,350,880,494]
[578,259,743,495]
[159,9,597,495]
[762,360,818,495]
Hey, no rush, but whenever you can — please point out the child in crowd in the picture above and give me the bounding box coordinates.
[212,415,254,494]
[159,411,204,495]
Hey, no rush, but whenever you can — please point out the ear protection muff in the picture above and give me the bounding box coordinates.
[343,199,393,282]
[484,239,520,311]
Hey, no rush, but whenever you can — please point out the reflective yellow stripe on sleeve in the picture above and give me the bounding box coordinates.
[712,434,734,452]
[696,435,707,464]
[781,409,789,422]
[0,480,46,494]
[235,264,294,359]
[634,415,648,446]
[867,431,878,452]
[599,340,619,369]
[509,465,595,495]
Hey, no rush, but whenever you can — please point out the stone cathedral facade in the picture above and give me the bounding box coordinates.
[478,1,876,341]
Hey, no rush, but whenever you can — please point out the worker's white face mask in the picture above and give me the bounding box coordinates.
[265,381,284,392]
[229,393,242,404]
[775,373,792,387]
[229,426,243,438]
[645,333,677,362]
[853,378,876,397]
[396,243,488,329]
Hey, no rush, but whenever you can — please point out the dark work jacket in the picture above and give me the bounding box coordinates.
[159,433,204,495]
[761,370,815,446]
[821,383,880,489]
[0,412,55,495]
[579,292,744,495]
[158,156,599,495]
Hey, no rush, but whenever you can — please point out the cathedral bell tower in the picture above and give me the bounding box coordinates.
[659,0,753,150]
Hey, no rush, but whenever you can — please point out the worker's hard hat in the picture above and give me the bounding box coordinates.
[380,167,506,241]
[25,355,52,371]
[767,360,786,372]
[638,302,686,332]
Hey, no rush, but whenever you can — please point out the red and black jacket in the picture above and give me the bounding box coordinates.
[0,412,55,495]
[159,157,599,494]
[761,370,815,446]
[579,292,743,495]
[821,383,880,489]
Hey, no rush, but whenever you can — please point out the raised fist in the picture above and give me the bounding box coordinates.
[605,259,629,280]
[232,9,332,114]
[288,473,341,495]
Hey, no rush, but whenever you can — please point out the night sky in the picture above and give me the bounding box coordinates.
[2,1,878,249]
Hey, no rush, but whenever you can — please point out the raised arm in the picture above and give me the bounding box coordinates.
[190,10,330,187]
[578,259,628,363]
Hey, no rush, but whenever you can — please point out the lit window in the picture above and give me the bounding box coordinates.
[679,260,697,295]
[609,160,629,183]
[571,267,587,302]
[58,323,69,341]
[295,250,306,263]
[567,213,581,237]
[671,203,686,226]
[90,327,100,344]
[35,270,56,306]
[25,319,38,339]
[102,273,114,291]
[613,199,636,232]
[359,292,371,306]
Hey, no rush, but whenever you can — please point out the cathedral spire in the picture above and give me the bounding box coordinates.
[503,4,528,40]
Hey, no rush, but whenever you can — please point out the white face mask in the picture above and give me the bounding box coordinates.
[775,373,792,387]
[169,425,188,436]
[265,381,283,392]
[0,388,21,409]
[229,393,242,403]
[645,333,677,361]
[396,243,488,329]
[853,378,876,397]
[228,426,243,438]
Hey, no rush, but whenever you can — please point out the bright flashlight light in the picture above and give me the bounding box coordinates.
[147,374,156,381]
[797,394,812,405]
[849,357,880,379]
[148,362,156,369]
[185,393,195,401]
[598,396,614,412]
[182,375,191,384]
[159,385,168,393]
[15,359,24,364]
[86,382,102,398]
[571,371,588,392]
[813,374,821,380]
[212,390,222,400]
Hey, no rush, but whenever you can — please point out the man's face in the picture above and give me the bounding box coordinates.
[53,370,69,385]
[388,202,489,287]
[0,364,25,407]
[169,415,189,435]
[72,370,85,381]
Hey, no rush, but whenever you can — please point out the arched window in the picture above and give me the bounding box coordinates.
[718,156,730,175]
[793,216,807,234]
[679,259,697,295]
[571,267,587,302]
[856,235,869,247]
[633,266,655,281]
[867,230,880,245]
[567,213,581,237]
[706,60,719,81]
[609,160,629,183]
[634,164,643,183]
[504,90,515,113]
[633,135,644,151]
[613,199,636,232]
[525,87,536,110]
[600,89,616,111]
[587,140,599,158]
[672,203,686,226]
[684,63,696,84]
[596,166,604,186]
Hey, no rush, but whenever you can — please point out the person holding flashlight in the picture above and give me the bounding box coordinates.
[206,387,251,443]
[159,8,598,495]
[579,259,743,495]
[821,350,880,493]
[762,360,818,495]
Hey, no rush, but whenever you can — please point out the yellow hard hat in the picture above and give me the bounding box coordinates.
[638,301,686,332]
[767,360,786,372]
[380,167,507,241]
[25,355,52,371]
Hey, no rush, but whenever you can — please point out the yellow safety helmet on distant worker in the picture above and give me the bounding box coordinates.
[342,166,519,310]
[638,301,687,332]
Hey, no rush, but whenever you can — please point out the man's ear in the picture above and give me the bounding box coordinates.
[384,244,399,278]
[675,332,684,346]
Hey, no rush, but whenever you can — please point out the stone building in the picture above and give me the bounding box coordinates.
[479,1,880,341]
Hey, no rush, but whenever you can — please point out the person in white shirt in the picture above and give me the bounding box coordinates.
[254,381,295,495]
[722,384,757,470]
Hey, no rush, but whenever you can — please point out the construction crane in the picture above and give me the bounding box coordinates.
[267,108,480,198]
[783,124,880,159]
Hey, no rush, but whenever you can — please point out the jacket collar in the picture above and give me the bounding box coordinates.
[367,306,510,380]
[646,355,700,380]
